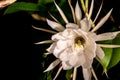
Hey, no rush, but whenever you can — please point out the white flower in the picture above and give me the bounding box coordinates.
[35,0,120,80]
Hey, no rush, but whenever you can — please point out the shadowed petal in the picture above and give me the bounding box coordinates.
[82,58,93,68]
[84,36,96,59]
[95,31,120,41]
[75,1,82,25]
[69,53,86,67]
[44,59,61,72]
[62,61,72,70]
[91,9,113,32]
[82,68,91,80]
[96,45,105,59]
[47,19,65,31]
[53,40,72,57]
[54,1,69,24]
[80,18,91,31]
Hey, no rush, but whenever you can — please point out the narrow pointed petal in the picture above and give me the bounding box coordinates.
[95,31,120,41]
[53,66,62,80]
[47,42,57,53]
[47,19,65,31]
[88,0,94,20]
[75,1,82,25]
[35,40,52,44]
[91,9,113,32]
[96,45,105,59]
[93,1,103,23]
[32,25,57,34]
[82,68,91,80]
[68,0,76,23]
[91,67,98,80]
[80,18,91,31]
[54,1,69,24]
[44,59,61,72]
[48,12,60,23]
[73,67,77,80]
[97,44,120,48]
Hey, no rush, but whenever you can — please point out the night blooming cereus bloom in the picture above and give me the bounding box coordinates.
[34,0,120,80]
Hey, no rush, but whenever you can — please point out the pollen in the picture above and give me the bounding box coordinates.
[75,37,85,48]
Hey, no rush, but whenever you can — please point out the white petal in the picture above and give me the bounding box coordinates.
[52,29,77,41]
[97,44,120,48]
[88,0,94,20]
[32,25,57,34]
[52,32,65,40]
[82,59,93,68]
[66,23,79,29]
[47,19,65,31]
[54,1,69,24]
[91,9,113,32]
[96,31,120,41]
[80,18,91,31]
[93,1,103,23]
[96,45,105,59]
[62,61,72,70]
[47,42,57,53]
[75,1,82,25]
[35,40,52,44]
[69,53,85,67]
[68,0,76,23]
[59,47,73,62]
[53,40,71,57]
[53,66,62,80]
[73,67,77,80]
[82,68,91,80]
[87,32,97,40]
[44,59,61,72]
[84,36,96,59]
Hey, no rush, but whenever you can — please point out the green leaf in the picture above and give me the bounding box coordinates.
[38,0,53,4]
[66,69,73,80]
[108,35,120,69]
[47,71,53,80]
[98,40,113,72]
[4,2,40,14]
[98,34,120,72]
[99,47,113,72]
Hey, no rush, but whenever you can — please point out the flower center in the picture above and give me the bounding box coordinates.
[74,36,85,48]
